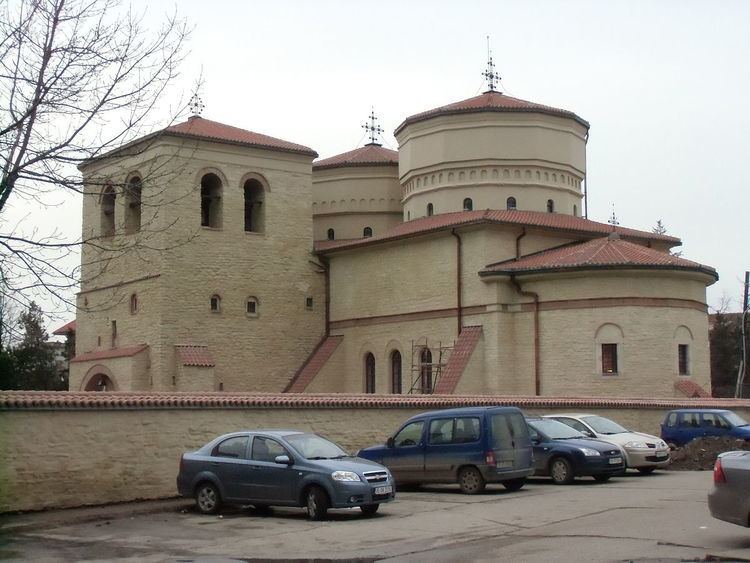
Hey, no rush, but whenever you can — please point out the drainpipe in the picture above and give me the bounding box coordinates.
[515,227,526,259]
[511,274,540,396]
[451,229,463,336]
[310,257,330,337]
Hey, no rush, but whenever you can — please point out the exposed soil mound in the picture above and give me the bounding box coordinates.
[667,436,750,471]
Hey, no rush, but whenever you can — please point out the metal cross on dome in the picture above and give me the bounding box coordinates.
[189,91,205,117]
[362,107,384,145]
[482,37,501,92]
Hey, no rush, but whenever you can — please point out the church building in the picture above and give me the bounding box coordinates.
[68,69,717,398]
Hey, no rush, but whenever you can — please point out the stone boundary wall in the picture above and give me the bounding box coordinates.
[1,392,749,513]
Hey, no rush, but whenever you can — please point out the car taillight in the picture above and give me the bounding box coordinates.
[485,450,496,466]
[713,458,726,484]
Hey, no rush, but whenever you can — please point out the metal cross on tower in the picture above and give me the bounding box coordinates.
[189,91,205,117]
[608,206,620,226]
[482,37,501,93]
[362,107,384,145]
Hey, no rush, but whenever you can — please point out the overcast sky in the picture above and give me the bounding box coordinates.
[12,0,749,333]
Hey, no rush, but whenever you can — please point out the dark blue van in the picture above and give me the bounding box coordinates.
[357,406,533,494]
[661,409,750,447]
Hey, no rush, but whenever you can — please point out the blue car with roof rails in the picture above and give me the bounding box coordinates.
[661,408,750,447]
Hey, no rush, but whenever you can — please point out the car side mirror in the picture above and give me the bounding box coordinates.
[386,437,395,448]
[531,437,541,445]
[583,430,594,438]
[274,455,292,465]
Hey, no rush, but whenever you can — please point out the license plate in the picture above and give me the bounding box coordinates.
[655,454,668,460]
[609,457,622,465]
[374,485,392,495]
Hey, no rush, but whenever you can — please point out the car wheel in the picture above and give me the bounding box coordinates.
[637,467,656,474]
[502,478,525,491]
[549,457,574,485]
[360,504,380,516]
[592,474,611,482]
[195,482,221,515]
[458,466,486,494]
[305,486,329,521]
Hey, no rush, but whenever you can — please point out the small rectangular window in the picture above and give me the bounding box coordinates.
[601,343,618,374]
[247,301,257,314]
[678,344,689,375]
[305,297,313,310]
[111,320,117,347]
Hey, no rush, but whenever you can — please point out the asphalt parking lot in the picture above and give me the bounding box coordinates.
[1,471,749,562]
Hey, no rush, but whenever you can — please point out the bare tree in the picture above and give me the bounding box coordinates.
[0,0,190,313]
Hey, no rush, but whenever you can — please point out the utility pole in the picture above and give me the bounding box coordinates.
[736,271,749,398]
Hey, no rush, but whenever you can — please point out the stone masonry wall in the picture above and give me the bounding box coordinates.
[1,392,748,513]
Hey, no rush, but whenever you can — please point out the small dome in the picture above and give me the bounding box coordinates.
[395,91,589,135]
[313,144,398,171]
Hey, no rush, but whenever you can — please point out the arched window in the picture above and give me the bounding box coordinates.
[420,348,433,394]
[124,176,142,234]
[595,323,624,375]
[391,350,402,394]
[506,196,517,210]
[130,293,138,315]
[210,294,221,313]
[547,199,555,213]
[427,203,434,216]
[200,173,223,228]
[327,228,335,240]
[246,296,259,316]
[101,186,116,237]
[365,353,376,393]
[463,198,473,211]
[363,226,373,237]
[243,178,264,232]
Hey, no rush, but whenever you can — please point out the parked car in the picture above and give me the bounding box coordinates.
[177,430,395,520]
[357,406,534,494]
[661,409,750,448]
[526,416,625,484]
[708,451,750,527]
[543,413,670,473]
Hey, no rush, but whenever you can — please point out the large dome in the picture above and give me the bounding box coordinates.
[395,91,589,221]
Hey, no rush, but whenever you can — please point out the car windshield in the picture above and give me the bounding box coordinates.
[583,416,628,435]
[723,412,749,427]
[285,433,349,459]
[530,419,585,440]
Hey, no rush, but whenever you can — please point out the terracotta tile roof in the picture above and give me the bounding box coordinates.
[52,320,76,335]
[315,209,679,254]
[675,380,711,398]
[313,144,398,170]
[395,91,589,135]
[2,391,748,410]
[163,116,317,157]
[284,336,343,392]
[175,345,215,367]
[70,344,148,363]
[480,236,717,279]
[434,326,482,394]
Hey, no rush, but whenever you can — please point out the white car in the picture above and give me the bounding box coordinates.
[543,414,670,473]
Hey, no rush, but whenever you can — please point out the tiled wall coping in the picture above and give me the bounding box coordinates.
[2,391,749,410]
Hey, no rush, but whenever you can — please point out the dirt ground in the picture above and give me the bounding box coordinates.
[667,436,750,471]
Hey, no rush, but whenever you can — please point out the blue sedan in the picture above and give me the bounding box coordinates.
[526,417,626,484]
[177,430,395,519]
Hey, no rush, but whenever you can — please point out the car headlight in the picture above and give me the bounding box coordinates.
[331,471,361,482]
[579,447,600,456]
[658,441,667,449]
[624,441,648,449]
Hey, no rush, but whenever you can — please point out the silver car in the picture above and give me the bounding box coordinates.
[708,450,750,527]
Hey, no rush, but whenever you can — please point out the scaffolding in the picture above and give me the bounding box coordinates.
[408,338,453,394]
